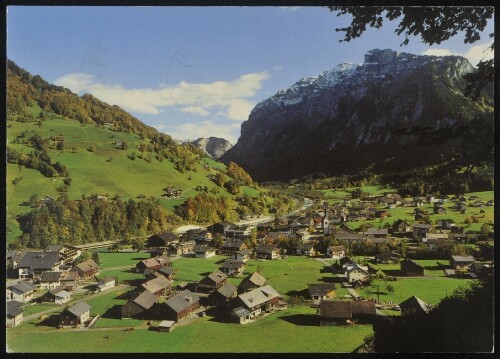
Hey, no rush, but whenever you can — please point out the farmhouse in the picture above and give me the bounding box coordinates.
[437,219,455,229]
[232,249,252,263]
[97,276,116,292]
[71,259,98,279]
[164,290,200,322]
[17,251,60,279]
[147,266,176,281]
[327,245,346,259]
[307,283,336,304]
[225,225,254,239]
[238,271,267,294]
[197,270,228,293]
[219,238,248,255]
[59,301,91,328]
[345,263,370,283]
[206,222,231,236]
[136,257,168,274]
[141,276,172,297]
[366,228,389,238]
[6,250,26,270]
[186,228,212,243]
[254,244,281,260]
[235,285,281,320]
[168,240,196,256]
[42,287,71,304]
[399,296,432,316]
[219,259,246,277]
[229,306,252,324]
[193,244,216,259]
[211,282,238,306]
[392,220,412,234]
[121,290,157,319]
[6,282,35,303]
[319,300,376,326]
[450,255,476,272]
[412,224,433,240]
[400,258,425,276]
[6,301,24,328]
[60,271,80,290]
[296,243,317,256]
[147,231,179,249]
[39,271,64,290]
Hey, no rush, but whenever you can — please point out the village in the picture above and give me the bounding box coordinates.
[6,187,494,349]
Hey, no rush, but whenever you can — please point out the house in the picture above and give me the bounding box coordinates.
[219,238,248,255]
[225,225,254,239]
[41,287,71,304]
[433,206,447,214]
[96,276,116,292]
[186,228,212,243]
[296,243,317,256]
[121,290,157,319]
[164,290,200,322]
[345,263,369,283]
[254,244,281,260]
[327,245,346,259]
[59,301,91,328]
[319,300,376,326]
[366,228,389,238]
[375,210,391,218]
[437,219,455,229]
[45,244,81,265]
[147,266,176,281]
[211,282,238,306]
[412,224,433,240]
[392,220,412,234]
[486,200,494,206]
[232,249,252,263]
[238,271,267,294]
[374,252,402,264]
[39,271,64,290]
[141,276,172,297]
[136,257,170,274]
[399,296,432,316]
[193,244,216,259]
[168,240,196,256]
[147,231,179,250]
[400,258,424,276]
[197,270,228,293]
[59,270,80,290]
[206,222,231,236]
[468,262,493,279]
[6,282,35,303]
[219,259,246,277]
[307,283,336,304]
[6,250,26,271]
[450,255,475,272]
[6,301,24,328]
[426,238,447,251]
[17,251,60,279]
[71,259,98,280]
[235,285,281,320]
[229,306,252,324]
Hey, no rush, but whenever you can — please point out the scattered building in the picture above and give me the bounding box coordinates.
[307,283,336,304]
[6,301,24,328]
[59,301,91,328]
[219,259,246,277]
[17,251,60,279]
[71,259,99,280]
[121,290,157,319]
[400,258,425,276]
[97,276,116,292]
[6,282,35,303]
[319,300,376,326]
[238,271,267,294]
[164,290,200,322]
[197,270,228,293]
[327,245,346,259]
[254,244,281,260]
[193,244,216,259]
[235,285,281,321]
[399,296,432,316]
[450,255,476,272]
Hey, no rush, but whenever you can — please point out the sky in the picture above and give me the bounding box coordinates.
[7,6,494,144]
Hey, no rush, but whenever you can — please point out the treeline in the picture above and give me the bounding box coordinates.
[17,196,182,249]
[7,146,68,177]
[174,194,240,223]
[370,278,493,352]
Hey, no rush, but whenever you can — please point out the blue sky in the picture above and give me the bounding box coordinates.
[7,6,494,143]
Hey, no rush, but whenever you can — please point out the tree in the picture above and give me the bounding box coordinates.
[28,194,39,206]
[88,145,96,152]
[330,6,494,98]
[387,284,394,294]
[92,251,101,265]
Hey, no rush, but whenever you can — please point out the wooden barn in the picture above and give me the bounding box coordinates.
[237,271,267,294]
[319,300,376,326]
[121,290,157,319]
[400,258,425,276]
[71,259,98,280]
[164,290,200,322]
[197,270,227,293]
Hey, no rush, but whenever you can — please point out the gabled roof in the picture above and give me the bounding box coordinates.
[255,244,279,253]
[8,282,36,294]
[65,301,91,317]
[40,271,63,282]
[61,271,79,281]
[367,228,388,235]
[412,223,433,229]
[142,276,171,294]
[307,283,336,297]
[193,244,214,253]
[231,306,250,318]
[55,290,71,299]
[17,251,60,269]
[98,276,115,284]
[206,270,228,284]
[74,259,98,272]
[216,282,237,298]
[133,290,157,310]
[220,259,245,270]
[7,301,24,317]
[45,244,64,252]
[149,231,179,243]
[399,296,431,314]
[451,255,475,263]
[328,245,346,252]
[165,290,199,313]
[156,267,175,276]
[401,258,424,269]
[238,285,280,309]
[139,258,162,269]
[320,300,375,319]
[239,272,267,288]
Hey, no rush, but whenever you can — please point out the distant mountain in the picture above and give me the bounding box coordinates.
[191,137,233,159]
[221,49,493,181]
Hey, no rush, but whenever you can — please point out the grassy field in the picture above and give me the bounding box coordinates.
[98,252,149,269]
[7,305,372,353]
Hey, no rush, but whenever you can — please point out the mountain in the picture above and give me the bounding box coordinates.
[221,49,494,181]
[191,137,233,159]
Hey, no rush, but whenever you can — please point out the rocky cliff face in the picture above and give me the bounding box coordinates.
[221,49,493,181]
[192,137,232,159]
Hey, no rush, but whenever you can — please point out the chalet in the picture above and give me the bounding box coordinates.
[296,243,317,256]
[6,282,35,303]
[238,271,267,294]
[437,219,455,229]
[412,224,433,240]
[59,301,91,328]
[141,276,172,297]
[206,222,231,236]
[392,220,412,234]
[39,271,64,290]
[254,244,281,260]
[307,283,336,304]
[60,271,80,290]
[186,228,212,243]
[71,259,98,280]
[136,255,172,274]
[148,267,176,281]
[6,301,24,328]
[211,282,238,306]
[400,296,432,316]
[225,225,254,239]
[433,206,447,214]
[193,244,216,259]
[45,244,81,265]
[197,270,228,293]
[121,290,157,319]
[41,287,71,304]
[97,276,116,292]
[327,245,346,259]
[17,251,60,279]
[147,231,179,249]
[374,252,402,264]
[345,263,369,283]
[168,240,196,256]
[229,306,252,324]
[235,285,281,320]
[450,255,475,272]
[6,250,26,270]
[164,290,200,322]
[232,249,252,263]
[339,256,358,269]
[220,259,246,277]
[400,258,424,276]
[319,300,376,326]
[366,228,388,238]
[219,238,248,255]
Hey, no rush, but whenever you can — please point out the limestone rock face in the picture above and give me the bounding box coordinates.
[192,137,233,160]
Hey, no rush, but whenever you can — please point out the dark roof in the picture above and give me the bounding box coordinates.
[45,244,64,252]
[61,271,79,281]
[231,306,250,318]
[206,270,228,284]
[48,287,66,296]
[401,258,424,269]
[7,301,24,317]
[150,231,179,243]
[399,296,431,314]
[320,300,376,319]
[221,238,246,249]
[451,255,475,263]
[74,259,99,272]
[220,259,245,270]
[165,290,199,313]
[157,267,175,276]
[307,283,336,297]
[216,283,237,298]
[412,224,433,229]
[239,272,267,288]
[17,251,60,269]
[329,245,346,252]
[193,244,214,253]
[65,301,91,317]
[8,282,36,294]
[40,271,63,282]
[133,290,157,310]
[255,244,279,253]
[142,276,171,294]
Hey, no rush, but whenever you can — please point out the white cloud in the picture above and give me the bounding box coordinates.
[155,121,239,144]
[55,71,270,120]
[422,41,493,67]
[278,7,301,12]
[273,65,283,71]
[179,106,210,116]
